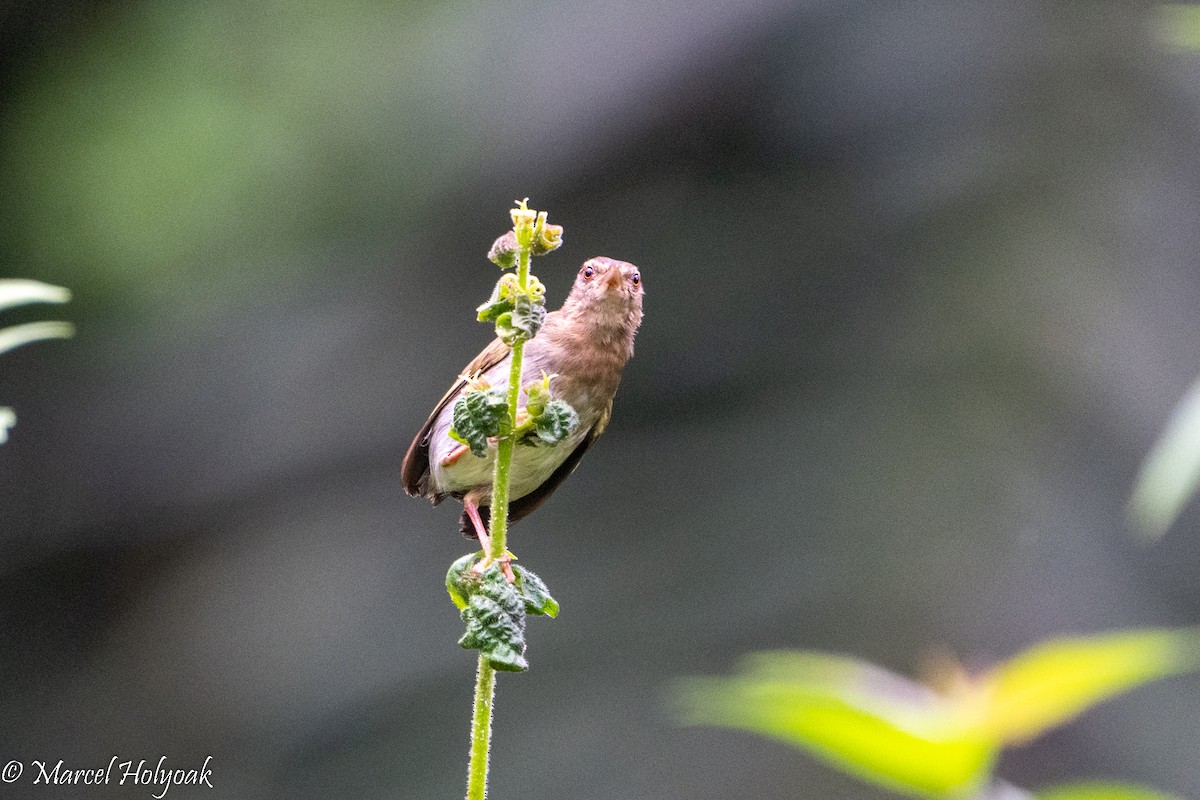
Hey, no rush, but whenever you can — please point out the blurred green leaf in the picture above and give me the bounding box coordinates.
[1128,376,1200,540]
[675,629,1200,798]
[0,321,75,357]
[976,628,1200,743]
[1035,782,1185,800]
[1157,5,1200,51]
[675,652,995,799]
[0,280,71,311]
[0,0,454,314]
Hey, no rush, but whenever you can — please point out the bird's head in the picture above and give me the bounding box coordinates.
[561,257,644,338]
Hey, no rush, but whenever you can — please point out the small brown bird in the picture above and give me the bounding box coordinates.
[402,257,644,543]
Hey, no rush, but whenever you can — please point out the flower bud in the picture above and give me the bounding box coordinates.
[532,218,564,256]
[488,231,518,268]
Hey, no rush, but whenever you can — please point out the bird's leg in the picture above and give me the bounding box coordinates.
[464,494,491,556]
[465,491,516,583]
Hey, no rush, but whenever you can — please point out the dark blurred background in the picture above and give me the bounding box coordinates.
[1,1,1199,798]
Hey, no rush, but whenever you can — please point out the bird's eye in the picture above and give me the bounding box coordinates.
[583,266,595,279]
[631,272,640,286]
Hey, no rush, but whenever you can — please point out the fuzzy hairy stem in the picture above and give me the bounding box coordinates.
[465,656,496,800]
[465,219,534,800]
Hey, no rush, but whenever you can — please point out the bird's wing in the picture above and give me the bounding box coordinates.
[508,398,612,523]
[454,398,613,537]
[401,337,511,500]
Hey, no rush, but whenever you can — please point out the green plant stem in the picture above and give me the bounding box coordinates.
[466,656,496,800]
[487,244,531,559]
[465,233,533,800]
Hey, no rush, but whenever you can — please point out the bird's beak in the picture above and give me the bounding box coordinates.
[604,268,623,290]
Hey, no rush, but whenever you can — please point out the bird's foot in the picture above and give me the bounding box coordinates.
[471,551,517,583]
[462,494,516,583]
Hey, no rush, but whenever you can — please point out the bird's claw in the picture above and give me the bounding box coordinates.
[471,553,517,583]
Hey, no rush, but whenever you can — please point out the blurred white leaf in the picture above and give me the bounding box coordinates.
[0,321,75,357]
[0,407,14,444]
[0,279,71,312]
[1128,376,1200,540]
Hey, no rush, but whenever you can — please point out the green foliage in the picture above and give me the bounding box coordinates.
[446,555,559,672]
[477,271,547,345]
[512,372,579,448]
[449,387,509,457]
[676,628,1200,799]
[1036,783,1185,800]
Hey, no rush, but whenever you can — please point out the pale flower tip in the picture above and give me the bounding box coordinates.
[510,201,538,240]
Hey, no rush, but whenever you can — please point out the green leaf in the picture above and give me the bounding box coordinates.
[1035,781,1185,800]
[0,280,71,312]
[512,564,559,618]
[1128,375,1200,540]
[457,565,528,672]
[1157,5,1200,51]
[976,627,1200,744]
[477,273,519,322]
[445,551,484,610]
[495,293,544,345]
[675,652,995,799]
[529,399,578,446]
[0,321,75,357]
[450,387,508,457]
